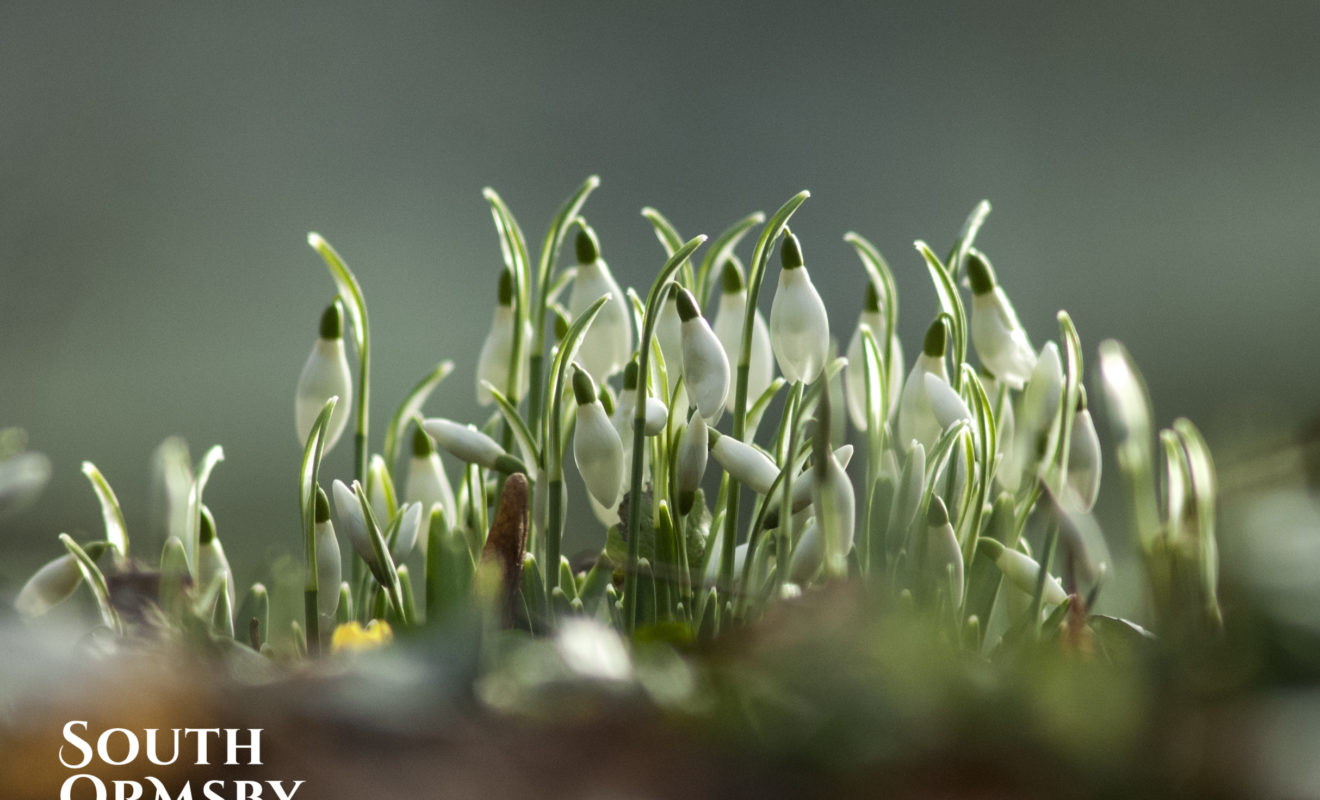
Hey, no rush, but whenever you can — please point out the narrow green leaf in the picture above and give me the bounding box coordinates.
[844,232,900,355]
[945,200,992,282]
[640,207,693,288]
[187,445,226,569]
[1097,340,1160,550]
[383,361,455,468]
[914,241,967,390]
[1174,417,1222,627]
[485,383,540,471]
[60,533,121,633]
[545,294,611,478]
[744,377,787,442]
[696,211,765,307]
[81,462,128,559]
[308,234,368,355]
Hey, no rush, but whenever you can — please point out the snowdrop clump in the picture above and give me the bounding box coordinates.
[11,181,1218,667]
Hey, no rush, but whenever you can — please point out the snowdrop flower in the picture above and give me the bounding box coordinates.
[708,428,779,495]
[332,479,389,583]
[313,486,341,621]
[675,410,708,515]
[968,251,1037,390]
[404,426,457,526]
[388,501,424,563]
[1001,341,1063,492]
[898,319,953,452]
[769,231,830,384]
[981,370,1016,463]
[14,542,109,618]
[764,444,855,528]
[811,403,855,578]
[367,453,397,521]
[676,286,730,422]
[704,526,748,586]
[789,520,823,584]
[712,258,774,412]
[295,300,352,450]
[197,506,235,615]
[978,538,1067,606]
[925,497,964,607]
[1061,387,1102,513]
[654,285,687,407]
[612,361,668,441]
[567,224,631,380]
[572,366,625,508]
[421,418,525,474]
[844,280,904,431]
[923,373,975,434]
[476,267,531,406]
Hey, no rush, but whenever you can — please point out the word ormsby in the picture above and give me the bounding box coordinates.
[59,722,304,800]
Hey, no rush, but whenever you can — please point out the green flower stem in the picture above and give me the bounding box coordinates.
[624,236,707,632]
[298,398,336,655]
[309,235,371,485]
[1029,510,1060,639]
[721,191,810,592]
[775,381,804,596]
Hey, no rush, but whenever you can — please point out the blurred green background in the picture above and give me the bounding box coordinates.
[3,2,1317,593]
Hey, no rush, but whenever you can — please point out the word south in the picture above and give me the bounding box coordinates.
[60,722,304,800]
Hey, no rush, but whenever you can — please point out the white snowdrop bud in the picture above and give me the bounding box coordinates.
[708,428,779,495]
[295,301,352,450]
[1001,341,1064,491]
[789,520,823,584]
[568,225,631,380]
[925,497,964,607]
[572,366,625,508]
[196,506,235,614]
[1062,388,1102,513]
[712,259,774,412]
[898,319,954,453]
[769,231,830,384]
[764,444,855,528]
[676,287,731,423]
[675,411,709,515]
[421,418,525,473]
[812,403,855,578]
[978,538,1067,606]
[923,373,975,433]
[967,251,1037,390]
[367,453,397,521]
[476,268,531,406]
[404,427,457,528]
[388,501,424,563]
[704,525,749,587]
[981,371,1016,463]
[14,542,110,618]
[613,362,669,439]
[332,479,377,573]
[654,285,686,402]
[313,486,341,621]
[844,281,904,431]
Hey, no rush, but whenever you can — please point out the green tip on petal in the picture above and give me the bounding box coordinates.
[571,365,597,405]
[84,541,111,561]
[553,309,570,341]
[923,318,948,357]
[781,230,804,270]
[315,485,331,523]
[966,250,996,296]
[675,287,701,322]
[412,425,434,458]
[497,268,514,306]
[977,537,1005,561]
[720,259,745,294]
[864,280,881,313]
[622,359,639,390]
[1076,384,1088,412]
[599,384,615,416]
[812,396,833,479]
[575,224,600,264]
[706,426,722,448]
[199,506,217,544]
[319,300,344,340]
[927,496,949,526]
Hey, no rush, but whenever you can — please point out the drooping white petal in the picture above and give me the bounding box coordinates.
[923,373,975,435]
[675,412,708,515]
[568,256,632,381]
[295,337,352,450]
[14,553,84,617]
[573,369,625,508]
[315,518,341,620]
[897,352,952,454]
[982,538,1067,606]
[405,454,456,533]
[676,288,730,423]
[1062,407,1102,513]
[812,446,855,578]
[769,266,830,385]
[710,433,779,495]
[971,288,1036,390]
[789,520,823,584]
[1001,341,1063,491]
[477,305,532,406]
[713,287,774,413]
[655,289,685,386]
[421,418,518,472]
[367,454,397,521]
[925,498,964,607]
[332,479,376,571]
[389,501,424,563]
[196,508,235,614]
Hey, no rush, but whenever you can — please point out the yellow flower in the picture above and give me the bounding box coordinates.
[331,619,394,653]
